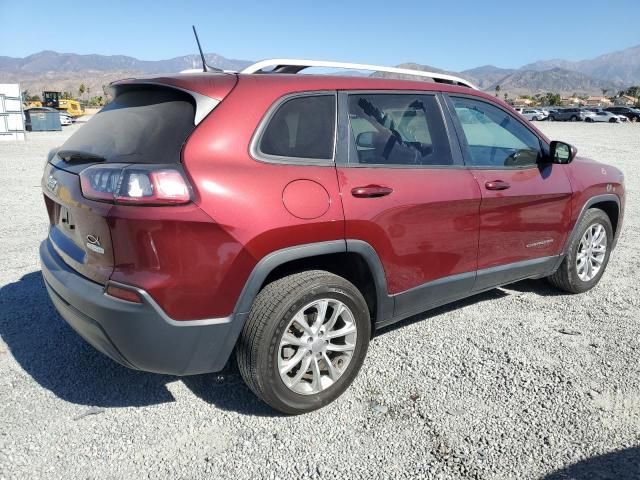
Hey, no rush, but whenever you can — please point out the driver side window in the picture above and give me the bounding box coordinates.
[451,97,541,168]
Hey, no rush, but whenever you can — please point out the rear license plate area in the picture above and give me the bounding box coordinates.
[58,206,76,232]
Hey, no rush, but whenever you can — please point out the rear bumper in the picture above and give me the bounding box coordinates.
[40,239,246,375]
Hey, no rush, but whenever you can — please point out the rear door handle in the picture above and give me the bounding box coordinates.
[485,180,511,191]
[351,185,393,198]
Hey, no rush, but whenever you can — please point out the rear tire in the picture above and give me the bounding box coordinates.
[547,208,613,294]
[585,117,593,122]
[609,118,617,123]
[237,270,371,415]
[570,115,578,121]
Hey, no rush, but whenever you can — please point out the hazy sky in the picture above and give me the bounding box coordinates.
[1,0,638,71]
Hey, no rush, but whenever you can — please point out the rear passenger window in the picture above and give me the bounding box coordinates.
[259,94,335,161]
[451,97,541,168]
[347,94,452,166]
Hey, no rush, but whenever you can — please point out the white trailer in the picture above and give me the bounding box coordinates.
[0,84,26,141]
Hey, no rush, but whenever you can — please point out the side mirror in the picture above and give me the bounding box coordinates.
[549,140,577,164]
[356,131,375,148]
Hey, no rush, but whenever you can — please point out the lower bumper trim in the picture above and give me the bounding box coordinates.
[40,239,245,376]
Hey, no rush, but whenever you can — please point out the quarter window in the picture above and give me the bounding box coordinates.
[259,94,335,161]
[451,97,541,168]
[347,94,453,166]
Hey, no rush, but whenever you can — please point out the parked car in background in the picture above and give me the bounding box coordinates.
[548,108,588,122]
[58,111,74,126]
[605,106,640,122]
[39,59,626,414]
[585,111,625,123]
[521,109,547,121]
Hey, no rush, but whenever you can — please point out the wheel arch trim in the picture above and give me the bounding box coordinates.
[563,193,621,255]
[233,240,392,323]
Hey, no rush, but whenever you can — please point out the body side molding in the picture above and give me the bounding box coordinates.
[473,255,559,292]
[378,255,560,329]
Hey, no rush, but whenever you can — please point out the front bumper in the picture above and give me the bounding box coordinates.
[40,239,246,375]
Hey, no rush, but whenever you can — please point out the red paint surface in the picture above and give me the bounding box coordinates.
[44,73,626,321]
[337,167,481,294]
[470,164,573,269]
[282,179,331,219]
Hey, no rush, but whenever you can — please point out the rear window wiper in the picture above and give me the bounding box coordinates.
[57,150,106,164]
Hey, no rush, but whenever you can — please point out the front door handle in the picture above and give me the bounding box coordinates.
[485,180,511,191]
[351,185,393,198]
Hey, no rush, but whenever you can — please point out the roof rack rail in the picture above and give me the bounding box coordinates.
[240,59,477,89]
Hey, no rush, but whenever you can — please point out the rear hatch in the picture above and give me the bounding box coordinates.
[42,84,202,284]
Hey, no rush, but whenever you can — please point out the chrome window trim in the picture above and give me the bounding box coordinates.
[249,91,338,167]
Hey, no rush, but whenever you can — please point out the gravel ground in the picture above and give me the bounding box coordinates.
[1,121,639,480]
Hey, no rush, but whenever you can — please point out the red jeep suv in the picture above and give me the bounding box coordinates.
[40,60,625,414]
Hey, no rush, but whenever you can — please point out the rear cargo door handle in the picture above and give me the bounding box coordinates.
[351,185,393,198]
[485,180,511,191]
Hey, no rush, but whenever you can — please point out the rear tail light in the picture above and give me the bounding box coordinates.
[79,164,191,205]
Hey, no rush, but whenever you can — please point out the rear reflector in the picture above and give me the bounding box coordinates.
[105,284,143,303]
[80,164,191,205]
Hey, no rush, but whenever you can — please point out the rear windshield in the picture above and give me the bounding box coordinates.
[59,86,195,164]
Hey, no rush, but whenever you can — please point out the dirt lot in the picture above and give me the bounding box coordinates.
[0,121,639,479]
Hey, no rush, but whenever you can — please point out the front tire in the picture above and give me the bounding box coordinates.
[237,270,371,415]
[548,208,613,294]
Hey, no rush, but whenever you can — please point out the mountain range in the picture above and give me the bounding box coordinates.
[1,45,639,98]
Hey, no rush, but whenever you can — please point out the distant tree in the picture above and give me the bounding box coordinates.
[99,84,112,104]
[78,83,86,99]
[625,86,640,98]
[601,88,608,96]
[28,94,41,102]
[61,91,73,99]
[87,96,104,106]
[546,92,561,106]
[503,92,508,101]
[21,89,30,102]
[495,84,501,97]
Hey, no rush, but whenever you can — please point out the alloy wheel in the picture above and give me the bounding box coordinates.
[278,299,358,395]
[576,223,607,282]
